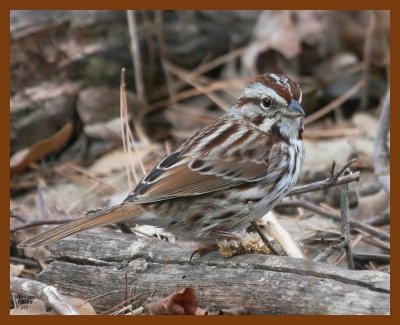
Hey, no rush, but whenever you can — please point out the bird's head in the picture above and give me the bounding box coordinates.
[234,73,304,140]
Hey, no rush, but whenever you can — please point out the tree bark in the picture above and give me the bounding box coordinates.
[36,230,389,315]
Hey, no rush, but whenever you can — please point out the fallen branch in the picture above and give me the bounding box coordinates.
[288,172,360,196]
[340,182,355,269]
[10,276,79,315]
[277,200,390,243]
[10,256,40,269]
[36,230,390,314]
[250,220,283,256]
[259,212,304,259]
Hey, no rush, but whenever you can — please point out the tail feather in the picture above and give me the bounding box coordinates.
[18,204,141,248]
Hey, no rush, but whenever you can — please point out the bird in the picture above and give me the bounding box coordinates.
[19,73,305,249]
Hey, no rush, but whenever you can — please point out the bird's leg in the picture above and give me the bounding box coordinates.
[189,243,219,261]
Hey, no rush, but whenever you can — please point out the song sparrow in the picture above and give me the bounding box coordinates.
[20,73,305,248]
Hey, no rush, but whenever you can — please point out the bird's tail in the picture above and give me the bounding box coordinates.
[18,204,141,248]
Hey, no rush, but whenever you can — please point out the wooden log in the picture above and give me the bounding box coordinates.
[37,230,390,315]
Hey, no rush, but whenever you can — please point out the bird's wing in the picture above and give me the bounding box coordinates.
[126,116,285,204]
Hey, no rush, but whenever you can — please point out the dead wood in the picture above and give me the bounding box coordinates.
[36,230,389,315]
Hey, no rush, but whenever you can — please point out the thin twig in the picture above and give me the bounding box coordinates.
[154,10,178,109]
[313,240,346,263]
[10,256,40,268]
[330,160,336,179]
[10,210,27,223]
[360,10,376,110]
[124,273,129,308]
[340,182,355,269]
[331,158,358,183]
[85,289,125,303]
[365,208,390,227]
[251,221,282,256]
[10,276,79,315]
[288,172,360,196]
[120,68,135,188]
[150,46,247,101]
[149,76,252,112]
[334,234,363,266]
[67,165,120,193]
[305,78,366,125]
[259,211,305,259]
[126,10,146,103]
[164,61,230,111]
[249,202,282,256]
[373,88,390,193]
[353,253,390,264]
[277,200,390,242]
[100,294,142,315]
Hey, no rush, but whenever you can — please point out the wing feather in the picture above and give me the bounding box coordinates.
[125,116,277,204]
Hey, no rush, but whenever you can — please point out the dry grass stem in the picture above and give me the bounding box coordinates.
[305,78,366,125]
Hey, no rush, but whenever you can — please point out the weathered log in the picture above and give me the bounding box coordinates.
[36,230,390,315]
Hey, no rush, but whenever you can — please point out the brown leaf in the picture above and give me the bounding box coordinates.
[144,288,207,315]
[242,10,301,73]
[10,122,73,174]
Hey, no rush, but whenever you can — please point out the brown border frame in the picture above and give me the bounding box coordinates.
[3,2,395,324]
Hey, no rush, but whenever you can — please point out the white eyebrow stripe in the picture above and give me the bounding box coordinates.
[298,89,303,103]
[269,73,293,98]
[241,82,287,106]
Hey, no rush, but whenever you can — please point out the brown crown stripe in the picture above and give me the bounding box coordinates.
[256,74,300,103]
[289,79,302,102]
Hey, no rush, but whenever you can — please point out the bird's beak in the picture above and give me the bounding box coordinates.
[282,100,305,118]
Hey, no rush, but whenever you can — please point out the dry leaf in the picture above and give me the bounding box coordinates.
[144,288,207,315]
[242,10,301,73]
[10,122,73,174]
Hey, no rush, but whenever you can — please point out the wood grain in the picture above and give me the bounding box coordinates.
[37,230,390,314]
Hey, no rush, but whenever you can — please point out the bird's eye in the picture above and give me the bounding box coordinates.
[261,97,272,109]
